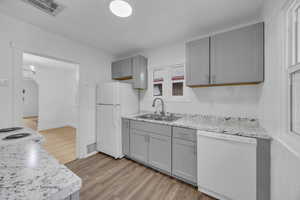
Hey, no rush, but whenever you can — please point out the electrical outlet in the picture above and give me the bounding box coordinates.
[0,79,9,87]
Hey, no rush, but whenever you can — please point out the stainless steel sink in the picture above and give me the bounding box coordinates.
[137,113,181,122]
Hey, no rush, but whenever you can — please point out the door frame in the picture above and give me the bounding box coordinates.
[10,42,83,160]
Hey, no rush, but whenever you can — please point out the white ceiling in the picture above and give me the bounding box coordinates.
[0,0,263,57]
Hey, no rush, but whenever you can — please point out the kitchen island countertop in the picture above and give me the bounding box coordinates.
[0,129,81,200]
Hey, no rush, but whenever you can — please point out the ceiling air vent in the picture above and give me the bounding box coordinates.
[21,0,65,16]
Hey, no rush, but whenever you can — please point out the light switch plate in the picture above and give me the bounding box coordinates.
[0,79,9,87]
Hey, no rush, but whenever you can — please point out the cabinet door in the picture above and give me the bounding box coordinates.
[172,138,197,184]
[210,22,264,84]
[112,60,122,79]
[186,37,210,86]
[148,133,171,173]
[132,55,148,89]
[130,130,148,163]
[122,119,130,156]
[121,58,133,78]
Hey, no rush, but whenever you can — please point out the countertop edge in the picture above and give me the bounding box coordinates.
[122,115,272,140]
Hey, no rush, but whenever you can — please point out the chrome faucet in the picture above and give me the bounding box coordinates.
[152,97,165,116]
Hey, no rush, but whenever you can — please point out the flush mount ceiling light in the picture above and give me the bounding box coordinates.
[109,0,132,18]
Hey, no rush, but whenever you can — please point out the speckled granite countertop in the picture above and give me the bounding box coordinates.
[0,128,81,200]
[0,127,44,146]
[123,112,271,140]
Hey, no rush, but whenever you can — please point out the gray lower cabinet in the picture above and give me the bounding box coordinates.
[186,37,210,86]
[129,121,172,174]
[172,127,197,185]
[130,130,148,163]
[148,133,171,173]
[172,138,197,185]
[126,120,195,185]
[122,119,130,156]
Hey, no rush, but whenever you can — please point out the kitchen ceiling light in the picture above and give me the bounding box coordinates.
[109,0,132,18]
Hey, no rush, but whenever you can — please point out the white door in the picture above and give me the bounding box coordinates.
[22,79,38,117]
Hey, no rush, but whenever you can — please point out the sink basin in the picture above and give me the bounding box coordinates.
[137,113,181,122]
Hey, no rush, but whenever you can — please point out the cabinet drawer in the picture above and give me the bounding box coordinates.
[173,127,197,142]
[131,120,171,137]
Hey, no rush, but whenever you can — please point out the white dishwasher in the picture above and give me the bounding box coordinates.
[197,131,257,200]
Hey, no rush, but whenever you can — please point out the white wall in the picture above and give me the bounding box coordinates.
[35,66,77,131]
[0,12,112,157]
[22,79,38,117]
[261,0,300,199]
[139,42,262,118]
[137,8,300,199]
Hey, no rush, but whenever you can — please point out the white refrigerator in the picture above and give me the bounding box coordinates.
[96,82,139,159]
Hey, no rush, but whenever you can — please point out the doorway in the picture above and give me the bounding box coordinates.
[21,52,79,164]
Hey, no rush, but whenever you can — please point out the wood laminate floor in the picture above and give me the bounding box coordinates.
[23,117,76,164]
[66,153,216,200]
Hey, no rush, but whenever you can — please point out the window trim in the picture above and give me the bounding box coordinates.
[151,63,190,102]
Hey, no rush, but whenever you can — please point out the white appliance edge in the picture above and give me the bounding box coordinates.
[197,130,257,200]
[96,82,139,159]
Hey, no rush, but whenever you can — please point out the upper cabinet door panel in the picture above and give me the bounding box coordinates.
[112,60,122,79]
[210,23,264,84]
[132,55,148,89]
[186,37,210,86]
[121,58,133,78]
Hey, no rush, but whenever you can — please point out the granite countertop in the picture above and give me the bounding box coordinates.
[0,127,44,146]
[123,112,271,140]
[0,129,81,200]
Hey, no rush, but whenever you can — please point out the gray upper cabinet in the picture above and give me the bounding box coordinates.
[111,60,123,79]
[122,119,130,156]
[112,58,132,80]
[121,58,133,78]
[185,22,264,87]
[148,133,171,173]
[210,22,264,85]
[132,55,148,89]
[112,55,148,89]
[186,37,210,86]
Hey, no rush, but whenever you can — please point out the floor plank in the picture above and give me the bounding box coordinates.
[66,153,216,200]
[23,117,76,164]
